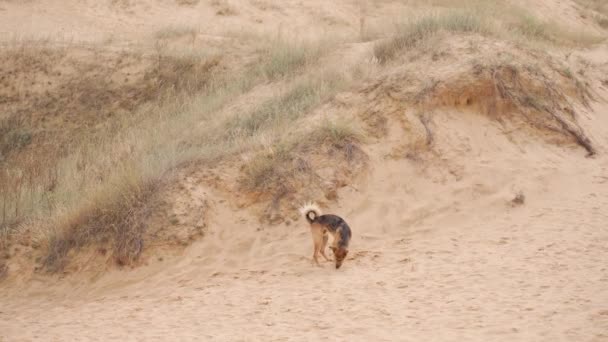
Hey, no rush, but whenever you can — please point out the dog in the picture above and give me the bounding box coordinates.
[299,202,352,269]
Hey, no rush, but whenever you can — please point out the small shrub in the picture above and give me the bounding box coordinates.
[511,191,525,206]
[0,117,31,158]
[596,15,608,29]
[512,15,550,41]
[258,39,326,80]
[211,0,238,16]
[155,25,198,40]
[176,0,200,5]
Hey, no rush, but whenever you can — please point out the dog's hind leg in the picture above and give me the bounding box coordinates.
[320,232,331,262]
[311,225,324,266]
[312,245,321,266]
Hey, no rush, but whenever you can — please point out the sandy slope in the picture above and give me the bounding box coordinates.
[2,96,608,341]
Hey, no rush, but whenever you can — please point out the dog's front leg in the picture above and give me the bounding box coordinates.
[320,248,331,262]
[320,234,332,262]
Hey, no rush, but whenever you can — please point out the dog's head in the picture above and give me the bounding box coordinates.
[329,246,348,269]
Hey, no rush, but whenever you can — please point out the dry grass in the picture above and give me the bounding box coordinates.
[226,76,343,137]
[574,0,608,28]
[374,12,488,63]
[0,118,31,160]
[155,25,199,40]
[240,120,365,217]
[256,39,328,80]
[176,0,200,6]
[374,5,603,63]
[43,170,157,271]
[573,0,608,16]
[0,43,221,233]
[211,0,237,16]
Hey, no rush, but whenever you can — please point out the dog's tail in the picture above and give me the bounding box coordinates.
[299,202,321,224]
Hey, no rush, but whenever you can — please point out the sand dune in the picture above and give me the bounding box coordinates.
[3,97,608,341]
[1,0,608,341]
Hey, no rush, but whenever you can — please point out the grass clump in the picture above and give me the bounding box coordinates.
[43,170,156,271]
[257,39,327,80]
[0,119,31,159]
[374,5,604,63]
[573,0,608,16]
[154,25,199,40]
[227,78,337,137]
[374,12,488,63]
[241,120,363,194]
[573,0,608,28]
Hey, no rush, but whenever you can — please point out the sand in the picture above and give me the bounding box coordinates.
[1,0,608,341]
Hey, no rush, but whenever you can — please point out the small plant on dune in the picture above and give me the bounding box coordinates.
[257,39,327,80]
[211,0,238,16]
[151,48,221,96]
[573,0,608,16]
[176,0,200,6]
[305,120,364,150]
[511,14,551,41]
[228,80,322,137]
[154,25,199,40]
[597,16,608,29]
[0,118,31,159]
[511,191,525,207]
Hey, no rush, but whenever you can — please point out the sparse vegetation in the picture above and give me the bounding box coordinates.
[176,0,200,6]
[374,11,488,63]
[0,120,31,159]
[211,0,237,16]
[257,39,328,80]
[374,5,603,63]
[573,0,608,16]
[226,76,343,137]
[597,16,608,29]
[155,25,199,40]
[240,120,365,218]
[511,191,525,206]
[0,42,222,233]
[43,171,157,271]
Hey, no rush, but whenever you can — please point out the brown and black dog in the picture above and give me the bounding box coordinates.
[300,202,352,269]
